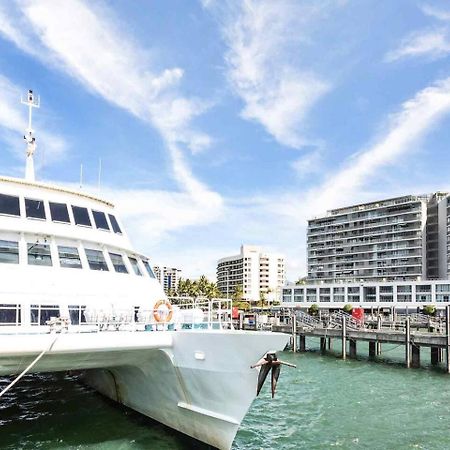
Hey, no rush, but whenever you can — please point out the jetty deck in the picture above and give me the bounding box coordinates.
[271,306,450,370]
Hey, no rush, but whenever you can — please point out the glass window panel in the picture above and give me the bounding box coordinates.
[72,206,92,226]
[40,306,59,326]
[0,240,19,264]
[142,260,156,278]
[129,257,142,276]
[92,210,110,230]
[68,305,87,325]
[58,246,82,269]
[109,252,128,273]
[85,248,108,271]
[30,305,59,325]
[0,304,20,325]
[49,202,70,223]
[108,214,122,234]
[25,198,46,219]
[0,194,20,216]
[28,243,52,266]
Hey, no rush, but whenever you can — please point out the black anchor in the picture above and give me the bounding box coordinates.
[250,352,296,398]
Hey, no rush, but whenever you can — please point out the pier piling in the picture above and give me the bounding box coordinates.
[405,317,411,369]
[299,335,306,352]
[320,337,326,354]
[369,341,376,359]
[447,305,450,374]
[292,315,297,353]
[411,344,420,369]
[349,339,357,359]
[431,347,440,366]
[341,316,347,360]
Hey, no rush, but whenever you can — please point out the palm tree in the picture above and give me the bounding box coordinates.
[232,285,243,302]
[197,275,209,297]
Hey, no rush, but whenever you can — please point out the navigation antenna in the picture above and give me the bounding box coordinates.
[21,89,40,182]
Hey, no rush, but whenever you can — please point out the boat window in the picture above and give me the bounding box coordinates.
[109,252,128,273]
[0,193,20,216]
[129,257,142,276]
[0,304,20,325]
[92,210,110,230]
[58,246,82,269]
[72,206,92,227]
[142,260,156,278]
[0,240,19,264]
[68,305,86,325]
[50,202,70,223]
[30,304,59,326]
[85,248,109,271]
[25,198,46,220]
[28,242,52,266]
[108,214,122,234]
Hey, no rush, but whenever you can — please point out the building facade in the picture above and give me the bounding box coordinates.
[152,265,182,294]
[216,245,285,302]
[282,280,450,309]
[307,193,449,284]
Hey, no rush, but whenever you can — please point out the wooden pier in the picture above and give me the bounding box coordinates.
[272,305,450,372]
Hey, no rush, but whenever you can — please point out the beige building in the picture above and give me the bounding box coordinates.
[153,265,182,294]
[216,245,285,302]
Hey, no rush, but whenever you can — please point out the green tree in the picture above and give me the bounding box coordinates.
[308,303,319,316]
[197,275,209,296]
[232,285,243,302]
[295,277,307,285]
[343,304,353,314]
[423,305,436,316]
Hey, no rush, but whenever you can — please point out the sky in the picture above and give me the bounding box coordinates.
[1,1,450,281]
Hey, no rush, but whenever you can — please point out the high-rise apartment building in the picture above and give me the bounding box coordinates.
[216,245,285,302]
[152,266,182,294]
[307,193,449,283]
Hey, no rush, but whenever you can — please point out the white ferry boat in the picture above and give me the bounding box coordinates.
[0,91,289,450]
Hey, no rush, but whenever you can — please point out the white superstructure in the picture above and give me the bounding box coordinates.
[0,91,288,450]
[217,245,285,303]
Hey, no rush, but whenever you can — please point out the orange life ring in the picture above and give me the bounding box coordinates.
[153,299,173,323]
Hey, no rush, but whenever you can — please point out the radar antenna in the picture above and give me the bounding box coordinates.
[21,89,40,181]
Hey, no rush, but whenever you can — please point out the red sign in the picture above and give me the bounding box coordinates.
[232,307,239,319]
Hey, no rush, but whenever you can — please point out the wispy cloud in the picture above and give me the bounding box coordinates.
[421,4,450,22]
[385,28,450,61]
[204,0,332,149]
[291,150,323,178]
[1,0,223,230]
[303,77,450,216]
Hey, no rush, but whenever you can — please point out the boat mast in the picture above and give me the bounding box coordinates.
[21,89,40,182]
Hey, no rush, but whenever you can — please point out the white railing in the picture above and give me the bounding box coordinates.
[0,298,234,334]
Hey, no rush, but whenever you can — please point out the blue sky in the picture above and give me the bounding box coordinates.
[1,0,450,280]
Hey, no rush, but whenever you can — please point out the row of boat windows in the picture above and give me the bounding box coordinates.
[0,193,122,234]
[0,304,87,326]
[0,239,156,277]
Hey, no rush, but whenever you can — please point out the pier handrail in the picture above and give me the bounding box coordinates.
[295,311,322,330]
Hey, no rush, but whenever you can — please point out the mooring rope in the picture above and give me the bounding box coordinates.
[0,333,59,399]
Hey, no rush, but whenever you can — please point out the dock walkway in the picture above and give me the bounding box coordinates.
[272,306,450,370]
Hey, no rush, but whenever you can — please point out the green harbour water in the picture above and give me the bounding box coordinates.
[2,340,450,450]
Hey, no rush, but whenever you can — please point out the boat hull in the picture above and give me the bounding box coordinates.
[0,329,288,449]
